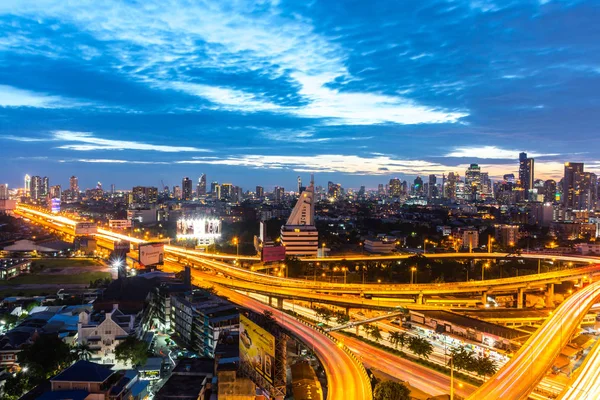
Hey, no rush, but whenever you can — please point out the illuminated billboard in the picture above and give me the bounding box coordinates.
[176,218,221,240]
[239,314,275,384]
[261,246,286,263]
[50,198,61,214]
[139,243,164,266]
[74,222,97,235]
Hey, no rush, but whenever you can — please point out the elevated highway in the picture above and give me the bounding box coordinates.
[467,279,600,400]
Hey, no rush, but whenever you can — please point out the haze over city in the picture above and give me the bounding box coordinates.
[1,1,599,189]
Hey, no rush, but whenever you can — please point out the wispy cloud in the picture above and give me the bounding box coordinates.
[0,1,468,125]
[0,84,79,108]
[2,130,211,153]
[59,158,170,165]
[445,146,559,159]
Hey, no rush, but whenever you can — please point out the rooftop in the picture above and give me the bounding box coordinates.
[51,360,114,383]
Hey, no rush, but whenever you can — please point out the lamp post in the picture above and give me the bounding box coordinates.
[482,262,490,281]
[341,266,348,284]
[424,239,429,254]
[450,355,455,400]
[322,242,326,258]
[488,236,494,254]
[233,237,239,258]
[411,266,417,284]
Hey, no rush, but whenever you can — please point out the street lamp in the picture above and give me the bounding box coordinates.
[411,266,417,284]
[322,242,326,258]
[233,237,239,258]
[482,262,490,281]
[423,239,429,254]
[341,266,348,284]
[488,236,495,254]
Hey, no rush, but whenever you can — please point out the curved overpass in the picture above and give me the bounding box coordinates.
[165,265,373,400]
[557,330,600,399]
[467,279,600,400]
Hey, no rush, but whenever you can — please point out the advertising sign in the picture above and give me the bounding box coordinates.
[176,218,222,240]
[109,219,132,229]
[74,222,97,235]
[239,314,275,383]
[50,198,61,214]
[261,246,286,263]
[113,240,131,255]
[139,243,164,266]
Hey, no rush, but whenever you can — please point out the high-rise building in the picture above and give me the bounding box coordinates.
[214,184,221,200]
[197,174,207,196]
[389,178,401,197]
[182,177,193,201]
[220,183,233,200]
[0,183,8,200]
[256,186,264,198]
[173,185,182,200]
[210,181,218,194]
[519,152,535,193]
[274,186,285,203]
[465,164,482,200]
[42,177,49,197]
[69,176,79,192]
[110,184,115,195]
[281,177,318,256]
[24,174,31,197]
[50,185,61,199]
[427,175,437,198]
[377,184,385,195]
[543,180,557,203]
[445,172,458,199]
[31,176,43,200]
[132,186,158,205]
[413,176,424,195]
[563,162,584,209]
[297,176,302,193]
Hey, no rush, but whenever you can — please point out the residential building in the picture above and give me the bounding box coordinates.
[519,152,535,193]
[182,177,193,201]
[281,179,318,256]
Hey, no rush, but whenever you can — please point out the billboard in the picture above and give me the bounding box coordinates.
[113,240,131,255]
[109,219,132,229]
[50,198,61,214]
[74,222,97,235]
[240,314,275,384]
[261,246,286,263]
[176,218,222,240]
[139,243,164,266]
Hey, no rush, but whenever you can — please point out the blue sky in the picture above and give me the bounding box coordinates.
[1,0,599,191]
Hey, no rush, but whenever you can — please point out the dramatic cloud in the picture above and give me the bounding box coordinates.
[0,84,77,108]
[445,146,559,159]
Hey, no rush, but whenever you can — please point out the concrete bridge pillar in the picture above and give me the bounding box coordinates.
[345,306,351,315]
[517,288,524,309]
[545,283,555,308]
[268,296,273,306]
[482,291,489,305]
[417,293,424,305]
[276,297,284,310]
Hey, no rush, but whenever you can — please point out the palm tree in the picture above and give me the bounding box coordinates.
[370,325,383,342]
[408,336,433,359]
[72,343,92,361]
[474,355,498,380]
[388,331,401,348]
[398,332,408,349]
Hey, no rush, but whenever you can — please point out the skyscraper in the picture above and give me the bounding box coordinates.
[24,174,31,197]
[543,180,557,203]
[210,181,218,194]
[297,176,302,193]
[0,183,8,200]
[50,185,61,199]
[42,177,49,197]
[182,177,193,201]
[445,172,458,199]
[413,176,424,195]
[69,176,78,192]
[389,178,401,197]
[519,152,535,192]
[31,176,43,200]
[256,186,264,198]
[563,162,584,209]
[274,186,285,203]
[465,164,481,200]
[197,174,207,196]
[427,175,437,198]
[220,183,233,200]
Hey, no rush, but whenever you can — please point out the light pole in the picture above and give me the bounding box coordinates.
[482,262,489,280]
[450,355,454,400]
[423,239,429,254]
[488,236,494,254]
[411,266,417,284]
[233,237,239,258]
[341,267,347,284]
[322,242,326,258]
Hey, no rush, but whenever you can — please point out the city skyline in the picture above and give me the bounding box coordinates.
[1,1,600,187]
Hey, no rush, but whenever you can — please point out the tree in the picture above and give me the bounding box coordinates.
[474,355,498,379]
[398,332,408,349]
[388,331,401,348]
[3,372,30,400]
[18,334,74,378]
[72,343,93,361]
[373,380,411,400]
[115,336,148,367]
[370,325,383,342]
[449,346,476,372]
[335,311,350,325]
[407,336,433,359]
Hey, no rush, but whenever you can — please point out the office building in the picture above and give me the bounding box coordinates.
[210,181,218,194]
[413,176,424,195]
[465,164,482,200]
[50,185,61,199]
[281,177,318,256]
[171,290,239,357]
[563,162,585,209]
[0,184,8,200]
[42,176,49,197]
[519,152,535,192]
[31,175,43,200]
[197,174,207,196]
[544,180,557,203]
[69,175,79,192]
[275,186,285,203]
[389,178,401,197]
[256,186,264,198]
[182,177,193,201]
[132,186,158,205]
[24,174,31,197]
[428,174,437,198]
[220,183,233,200]
[173,185,182,200]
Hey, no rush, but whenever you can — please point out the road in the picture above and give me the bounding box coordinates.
[159,262,373,400]
[557,332,600,399]
[336,333,476,398]
[468,279,600,400]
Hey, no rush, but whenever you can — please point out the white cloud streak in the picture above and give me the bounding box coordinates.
[445,146,558,159]
[0,84,78,108]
